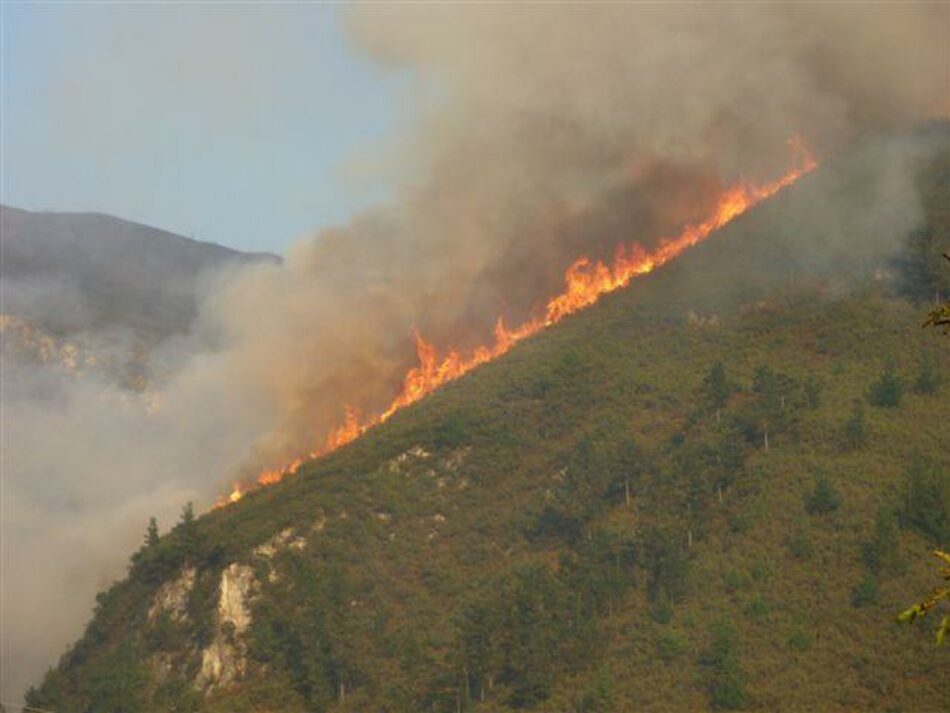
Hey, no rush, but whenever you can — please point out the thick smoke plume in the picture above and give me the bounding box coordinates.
[2,3,948,702]
[213,3,949,465]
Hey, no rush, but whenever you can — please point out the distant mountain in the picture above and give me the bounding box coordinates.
[1,205,278,341]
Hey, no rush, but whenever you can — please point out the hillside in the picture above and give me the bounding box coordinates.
[26,139,950,712]
[0,205,277,341]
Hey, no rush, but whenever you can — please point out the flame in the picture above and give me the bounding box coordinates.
[216,140,816,508]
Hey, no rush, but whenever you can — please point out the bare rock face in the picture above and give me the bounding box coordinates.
[148,567,196,623]
[253,528,306,559]
[195,563,255,690]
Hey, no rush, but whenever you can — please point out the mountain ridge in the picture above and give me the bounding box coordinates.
[1,204,279,341]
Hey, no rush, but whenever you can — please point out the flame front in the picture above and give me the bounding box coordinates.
[217,141,816,508]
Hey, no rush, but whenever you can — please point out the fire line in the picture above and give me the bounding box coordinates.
[217,140,817,508]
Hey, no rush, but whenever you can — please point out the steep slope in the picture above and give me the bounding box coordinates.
[27,141,950,712]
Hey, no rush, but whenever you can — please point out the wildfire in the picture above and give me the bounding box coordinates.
[216,140,817,508]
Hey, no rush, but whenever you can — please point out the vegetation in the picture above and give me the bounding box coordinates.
[804,476,842,516]
[896,550,950,645]
[868,362,904,408]
[26,140,950,712]
[920,253,950,332]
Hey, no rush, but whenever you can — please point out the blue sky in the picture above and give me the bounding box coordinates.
[0,3,405,254]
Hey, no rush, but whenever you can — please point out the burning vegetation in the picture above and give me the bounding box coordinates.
[220,141,817,506]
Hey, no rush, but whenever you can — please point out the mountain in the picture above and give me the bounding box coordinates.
[25,139,950,712]
[1,205,277,341]
[1,206,279,388]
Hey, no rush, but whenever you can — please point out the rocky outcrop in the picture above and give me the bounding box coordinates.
[195,563,255,690]
[148,567,195,623]
[252,527,306,559]
[194,528,310,691]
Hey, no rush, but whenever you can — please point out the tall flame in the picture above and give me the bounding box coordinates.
[217,141,816,507]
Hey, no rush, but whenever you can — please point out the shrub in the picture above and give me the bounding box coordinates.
[914,354,940,395]
[710,667,748,711]
[787,629,812,652]
[433,412,471,449]
[643,528,691,604]
[804,476,842,515]
[786,531,814,560]
[860,508,899,573]
[804,376,824,408]
[744,596,770,619]
[729,514,751,534]
[657,630,687,661]
[700,621,747,710]
[868,363,903,408]
[901,457,950,546]
[850,574,879,608]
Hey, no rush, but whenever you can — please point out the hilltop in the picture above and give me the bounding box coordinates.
[1,205,277,341]
[26,134,950,711]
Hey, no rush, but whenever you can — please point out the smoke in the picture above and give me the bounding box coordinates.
[3,2,948,702]
[212,2,949,462]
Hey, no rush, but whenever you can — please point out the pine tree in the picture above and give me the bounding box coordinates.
[702,362,734,420]
[177,501,199,558]
[145,517,160,548]
[180,501,195,526]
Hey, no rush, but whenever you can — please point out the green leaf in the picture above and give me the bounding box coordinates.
[896,605,921,624]
[936,616,949,646]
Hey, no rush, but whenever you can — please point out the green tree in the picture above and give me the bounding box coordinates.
[145,516,160,548]
[702,362,735,420]
[644,528,691,606]
[804,476,841,516]
[180,501,195,527]
[176,501,200,559]
[868,362,903,408]
[732,366,800,449]
[700,621,747,710]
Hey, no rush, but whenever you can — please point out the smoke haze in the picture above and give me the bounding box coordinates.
[2,3,948,702]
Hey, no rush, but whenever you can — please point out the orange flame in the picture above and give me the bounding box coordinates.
[216,140,817,508]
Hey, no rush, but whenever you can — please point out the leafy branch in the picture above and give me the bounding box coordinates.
[896,550,950,645]
[922,253,950,333]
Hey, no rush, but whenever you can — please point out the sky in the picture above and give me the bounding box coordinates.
[0,3,404,254]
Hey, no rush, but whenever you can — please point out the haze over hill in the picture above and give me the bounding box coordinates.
[1,205,277,340]
[0,207,277,701]
[2,3,949,709]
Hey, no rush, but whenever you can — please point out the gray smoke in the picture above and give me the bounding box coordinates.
[3,3,948,703]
